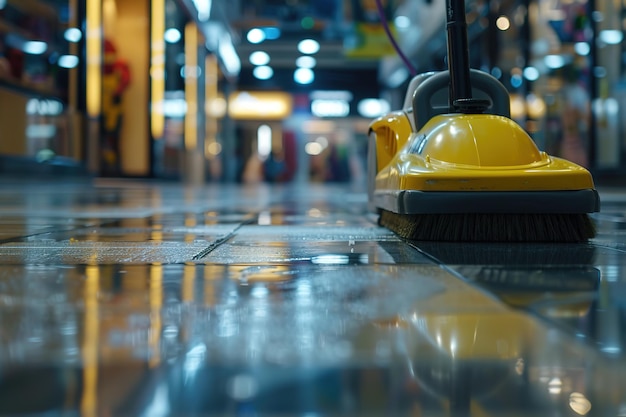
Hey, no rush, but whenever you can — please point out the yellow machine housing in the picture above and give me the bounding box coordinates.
[368,70,600,217]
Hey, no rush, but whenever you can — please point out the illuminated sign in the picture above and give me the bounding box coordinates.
[228,91,292,120]
[311,99,350,118]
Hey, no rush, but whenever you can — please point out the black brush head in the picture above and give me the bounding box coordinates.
[379,210,596,242]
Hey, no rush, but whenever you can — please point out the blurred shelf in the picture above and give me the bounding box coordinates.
[0,78,63,100]
[6,0,58,20]
[0,17,34,39]
[0,155,91,181]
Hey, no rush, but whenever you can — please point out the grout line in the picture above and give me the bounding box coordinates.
[191,218,256,260]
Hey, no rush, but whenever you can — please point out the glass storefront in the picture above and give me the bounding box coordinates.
[0,0,80,170]
[523,0,626,173]
[151,0,231,183]
[2,0,625,181]
[383,0,626,177]
[592,0,624,171]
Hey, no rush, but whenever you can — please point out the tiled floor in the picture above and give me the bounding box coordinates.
[0,178,625,416]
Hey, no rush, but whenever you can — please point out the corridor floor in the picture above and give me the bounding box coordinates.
[0,178,625,416]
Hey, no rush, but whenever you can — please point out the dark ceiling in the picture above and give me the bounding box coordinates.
[229,0,384,94]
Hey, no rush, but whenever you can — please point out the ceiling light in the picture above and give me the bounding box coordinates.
[394,15,410,30]
[496,16,510,30]
[296,56,316,68]
[27,98,63,115]
[164,28,182,43]
[64,28,82,42]
[523,66,540,81]
[23,41,47,55]
[247,28,266,44]
[310,90,352,101]
[599,29,623,45]
[357,98,390,118]
[162,97,187,117]
[544,54,566,69]
[249,51,270,66]
[294,68,314,84]
[297,39,320,54]
[305,142,324,156]
[311,99,350,117]
[575,42,590,55]
[253,65,273,80]
[58,55,79,68]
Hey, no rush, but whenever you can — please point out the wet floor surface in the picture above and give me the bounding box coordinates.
[0,179,625,416]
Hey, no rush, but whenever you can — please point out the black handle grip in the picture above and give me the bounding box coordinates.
[446,0,472,110]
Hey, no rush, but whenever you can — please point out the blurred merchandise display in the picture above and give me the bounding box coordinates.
[0,0,71,98]
[0,0,82,174]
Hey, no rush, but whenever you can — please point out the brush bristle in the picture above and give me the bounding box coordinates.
[379,210,596,242]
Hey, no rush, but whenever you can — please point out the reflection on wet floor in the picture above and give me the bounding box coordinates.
[0,179,625,416]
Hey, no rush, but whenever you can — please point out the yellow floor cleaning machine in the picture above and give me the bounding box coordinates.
[368,0,600,242]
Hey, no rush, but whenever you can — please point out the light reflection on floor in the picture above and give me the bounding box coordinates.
[0,179,624,416]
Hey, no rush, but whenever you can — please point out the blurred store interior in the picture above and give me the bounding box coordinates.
[0,0,625,184]
[3,2,626,415]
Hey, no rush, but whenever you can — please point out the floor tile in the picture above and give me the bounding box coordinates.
[0,180,625,416]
